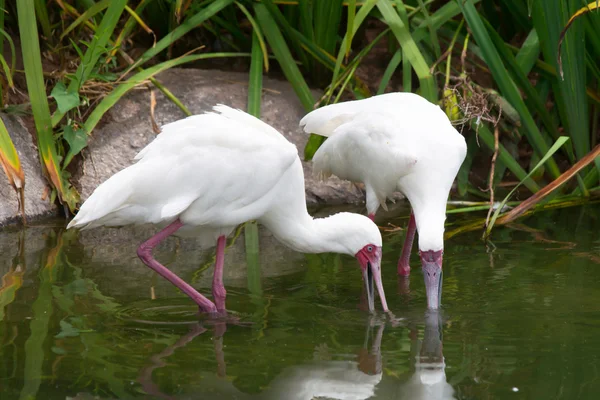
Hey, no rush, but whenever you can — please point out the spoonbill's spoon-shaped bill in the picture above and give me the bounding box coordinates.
[67,105,389,315]
[300,92,467,309]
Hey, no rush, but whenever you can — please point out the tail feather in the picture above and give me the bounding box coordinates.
[67,166,136,230]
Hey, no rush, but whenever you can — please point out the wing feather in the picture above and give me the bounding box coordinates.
[68,106,298,230]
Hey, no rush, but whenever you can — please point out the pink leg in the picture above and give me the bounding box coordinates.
[397,212,416,276]
[137,219,217,314]
[212,235,227,313]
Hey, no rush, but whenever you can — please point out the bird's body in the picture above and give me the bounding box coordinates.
[300,92,467,308]
[68,105,388,315]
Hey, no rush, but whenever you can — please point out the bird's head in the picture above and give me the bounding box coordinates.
[419,249,443,310]
[316,212,388,313]
[355,243,388,313]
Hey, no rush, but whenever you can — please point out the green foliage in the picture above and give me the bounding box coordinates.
[2,0,599,217]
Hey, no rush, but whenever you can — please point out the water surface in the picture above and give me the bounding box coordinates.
[1,205,599,399]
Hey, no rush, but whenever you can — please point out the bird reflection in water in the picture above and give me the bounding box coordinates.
[136,318,385,400]
[398,311,455,400]
[137,322,228,400]
[136,312,454,399]
[262,317,385,400]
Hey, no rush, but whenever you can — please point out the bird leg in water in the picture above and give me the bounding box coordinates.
[212,235,227,313]
[137,219,218,314]
[397,212,416,276]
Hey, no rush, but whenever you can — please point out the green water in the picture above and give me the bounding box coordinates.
[1,205,599,399]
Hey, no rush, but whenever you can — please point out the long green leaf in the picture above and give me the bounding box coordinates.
[52,0,128,128]
[485,136,569,237]
[458,0,561,179]
[0,116,25,222]
[17,0,76,209]
[377,0,436,101]
[476,122,540,193]
[515,28,540,75]
[0,27,16,82]
[254,3,315,111]
[126,0,235,72]
[481,20,565,157]
[532,1,591,173]
[248,33,263,118]
[416,0,441,58]
[84,53,249,134]
[377,50,402,95]
[60,0,110,40]
[245,34,264,291]
[33,0,51,41]
[346,0,356,57]
[330,0,378,99]
[236,1,269,71]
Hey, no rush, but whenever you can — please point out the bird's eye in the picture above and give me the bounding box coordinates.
[367,246,373,252]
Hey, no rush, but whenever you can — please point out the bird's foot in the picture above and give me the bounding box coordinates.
[198,308,254,328]
[385,310,405,328]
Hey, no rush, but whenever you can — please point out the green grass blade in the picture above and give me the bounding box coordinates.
[244,220,262,296]
[515,28,540,75]
[148,76,192,117]
[330,0,378,99]
[532,1,591,170]
[377,0,436,101]
[482,19,565,155]
[415,0,441,58]
[458,0,561,179]
[0,28,16,80]
[254,3,315,111]
[60,0,110,40]
[485,136,569,237]
[260,0,310,71]
[377,49,402,94]
[235,1,269,71]
[111,0,153,58]
[245,33,264,290]
[84,52,249,134]
[314,0,343,57]
[248,33,264,118]
[0,54,13,88]
[346,0,356,57]
[17,0,77,209]
[298,0,314,41]
[0,116,25,221]
[52,0,128,128]
[476,122,540,193]
[127,0,235,71]
[33,0,51,41]
[0,0,4,57]
[456,133,479,197]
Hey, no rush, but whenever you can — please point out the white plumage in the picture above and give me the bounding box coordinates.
[68,105,388,315]
[300,92,467,309]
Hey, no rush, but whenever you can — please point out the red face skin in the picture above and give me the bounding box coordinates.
[355,244,389,312]
[419,249,443,309]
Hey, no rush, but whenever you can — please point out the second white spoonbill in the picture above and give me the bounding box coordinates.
[300,92,467,309]
[68,105,388,315]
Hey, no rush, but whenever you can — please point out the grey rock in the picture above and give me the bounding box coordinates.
[0,114,55,226]
[78,68,365,207]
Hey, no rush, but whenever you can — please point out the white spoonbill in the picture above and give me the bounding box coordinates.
[300,92,467,309]
[67,105,388,315]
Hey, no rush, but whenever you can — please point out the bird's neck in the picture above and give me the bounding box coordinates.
[260,211,351,256]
